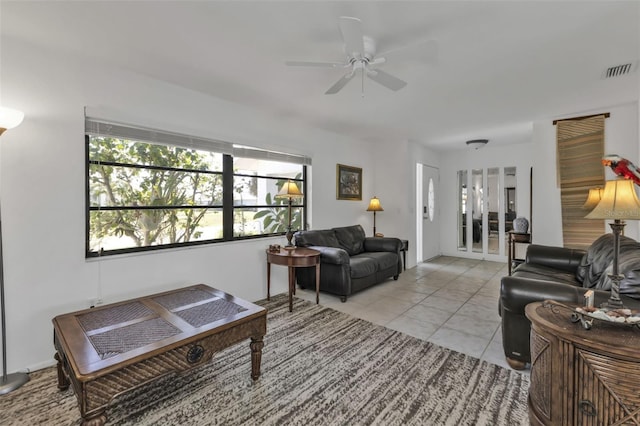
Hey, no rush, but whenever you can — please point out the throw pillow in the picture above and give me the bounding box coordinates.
[576,234,617,288]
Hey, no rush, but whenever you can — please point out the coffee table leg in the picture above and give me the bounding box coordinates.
[250,337,264,380]
[54,352,70,391]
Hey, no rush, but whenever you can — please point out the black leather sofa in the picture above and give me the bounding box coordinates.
[500,233,640,369]
[294,224,402,302]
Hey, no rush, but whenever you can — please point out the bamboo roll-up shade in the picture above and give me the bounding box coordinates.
[556,115,606,249]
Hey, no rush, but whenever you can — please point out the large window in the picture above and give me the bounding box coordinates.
[86,119,308,257]
[233,154,304,238]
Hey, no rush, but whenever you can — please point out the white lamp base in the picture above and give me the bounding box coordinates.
[0,371,29,395]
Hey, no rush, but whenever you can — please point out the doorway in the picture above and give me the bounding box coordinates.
[417,164,440,262]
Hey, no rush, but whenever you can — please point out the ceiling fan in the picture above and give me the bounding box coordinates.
[286,16,436,95]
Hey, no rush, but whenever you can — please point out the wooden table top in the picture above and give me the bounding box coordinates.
[266,247,320,258]
[52,284,266,377]
[526,300,640,359]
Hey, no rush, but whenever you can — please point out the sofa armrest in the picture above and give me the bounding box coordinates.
[363,237,402,253]
[500,276,589,314]
[525,244,586,273]
[307,246,350,265]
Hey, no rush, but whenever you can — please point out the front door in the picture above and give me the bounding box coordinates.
[422,164,440,261]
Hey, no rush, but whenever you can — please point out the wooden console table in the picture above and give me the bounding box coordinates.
[52,285,266,425]
[508,231,530,275]
[266,247,320,312]
[526,301,640,426]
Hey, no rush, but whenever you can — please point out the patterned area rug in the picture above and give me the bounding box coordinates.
[0,294,530,425]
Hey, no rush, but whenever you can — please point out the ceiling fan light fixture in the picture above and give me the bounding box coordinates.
[466,139,489,150]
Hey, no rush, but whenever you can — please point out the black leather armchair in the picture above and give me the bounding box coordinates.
[499,234,640,370]
[294,225,402,302]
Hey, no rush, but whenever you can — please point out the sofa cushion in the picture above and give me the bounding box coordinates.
[294,229,340,249]
[348,255,378,279]
[576,234,615,287]
[333,225,366,256]
[357,251,399,271]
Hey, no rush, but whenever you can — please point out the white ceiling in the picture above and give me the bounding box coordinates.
[2,1,639,151]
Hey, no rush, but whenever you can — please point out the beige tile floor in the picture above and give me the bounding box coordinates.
[296,255,527,373]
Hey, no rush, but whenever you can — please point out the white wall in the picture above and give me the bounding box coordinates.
[532,102,639,246]
[372,140,441,269]
[0,37,384,372]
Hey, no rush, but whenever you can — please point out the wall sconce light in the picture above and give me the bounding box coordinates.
[0,105,29,394]
[366,196,384,236]
[275,180,304,249]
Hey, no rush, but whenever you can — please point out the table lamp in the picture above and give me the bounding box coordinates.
[585,177,640,308]
[275,180,303,249]
[582,187,603,210]
[366,196,384,236]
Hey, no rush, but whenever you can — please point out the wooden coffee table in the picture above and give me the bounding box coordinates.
[52,284,267,426]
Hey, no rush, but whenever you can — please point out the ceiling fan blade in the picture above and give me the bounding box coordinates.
[366,69,407,91]
[338,16,364,59]
[378,39,438,65]
[325,71,356,95]
[285,61,345,68]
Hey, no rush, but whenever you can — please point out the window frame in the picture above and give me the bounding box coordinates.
[85,127,308,258]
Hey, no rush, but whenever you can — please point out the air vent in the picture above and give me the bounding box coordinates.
[602,62,637,79]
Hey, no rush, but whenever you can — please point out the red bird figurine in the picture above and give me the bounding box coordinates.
[602,154,640,186]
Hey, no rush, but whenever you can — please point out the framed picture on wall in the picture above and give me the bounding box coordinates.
[336,164,362,200]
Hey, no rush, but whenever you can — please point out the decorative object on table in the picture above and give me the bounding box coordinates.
[512,216,529,233]
[602,154,640,186]
[366,196,384,236]
[268,244,281,253]
[583,289,594,308]
[586,176,640,309]
[336,164,362,200]
[0,106,29,394]
[582,186,603,210]
[274,180,304,249]
[573,305,640,329]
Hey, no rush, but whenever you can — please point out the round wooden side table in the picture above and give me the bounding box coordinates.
[526,301,640,426]
[266,247,320,312]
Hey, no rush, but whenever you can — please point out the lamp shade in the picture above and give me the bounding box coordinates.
[366,196,384,212]
[0,106,24,133]
[585,178,640,220]
[275,180,303,199]
[582,187,603,210]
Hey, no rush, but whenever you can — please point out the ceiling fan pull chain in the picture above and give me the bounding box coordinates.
[361,68,365,98]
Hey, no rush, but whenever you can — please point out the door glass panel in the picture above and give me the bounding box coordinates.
[428,178,435,222]
[505,167,517,234]
[471,169,483,253]
[488,168,499,254]
[457,170,467,251]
